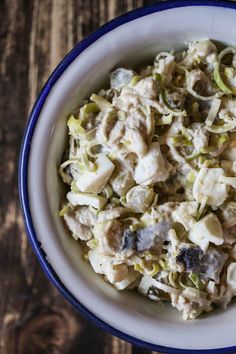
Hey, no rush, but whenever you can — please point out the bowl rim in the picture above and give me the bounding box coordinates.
[19,1,236,353]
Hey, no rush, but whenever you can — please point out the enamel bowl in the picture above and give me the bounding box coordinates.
[19,1,236,353]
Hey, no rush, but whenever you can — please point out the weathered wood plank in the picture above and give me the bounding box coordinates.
[0,0,166,353]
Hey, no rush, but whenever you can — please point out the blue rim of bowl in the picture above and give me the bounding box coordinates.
[19,1,236,353]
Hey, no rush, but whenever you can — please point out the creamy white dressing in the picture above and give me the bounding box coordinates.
[59,40,236,320]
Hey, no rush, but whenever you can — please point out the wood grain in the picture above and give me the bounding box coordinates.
[0,0,164,353]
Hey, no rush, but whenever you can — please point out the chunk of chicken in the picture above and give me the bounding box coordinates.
[64,213,92,241]
[189,122,209,152]
[112,86,166,114]
[134,77,158,99]
[95,110,117,143]
[97,207,130,223]
[88,249,128,283]
[127,106,154,136]
[110,156,135,196]
[124,126,148,157]
[109,120,125,145]
[110,168,135,196]
[112,87,139,112]
[75,206,97,227]
[163,116,194,173]
[122,106,155,157]
[134,142,172,185]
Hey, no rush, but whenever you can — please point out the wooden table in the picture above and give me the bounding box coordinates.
[0,1,163,353]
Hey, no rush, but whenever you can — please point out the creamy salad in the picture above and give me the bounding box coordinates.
[59,40,236,320]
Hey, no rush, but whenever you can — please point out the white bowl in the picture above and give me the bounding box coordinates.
[19,1,236,352]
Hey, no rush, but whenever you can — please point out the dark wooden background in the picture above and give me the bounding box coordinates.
[2,1,236,354]
[0,1,165,353]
